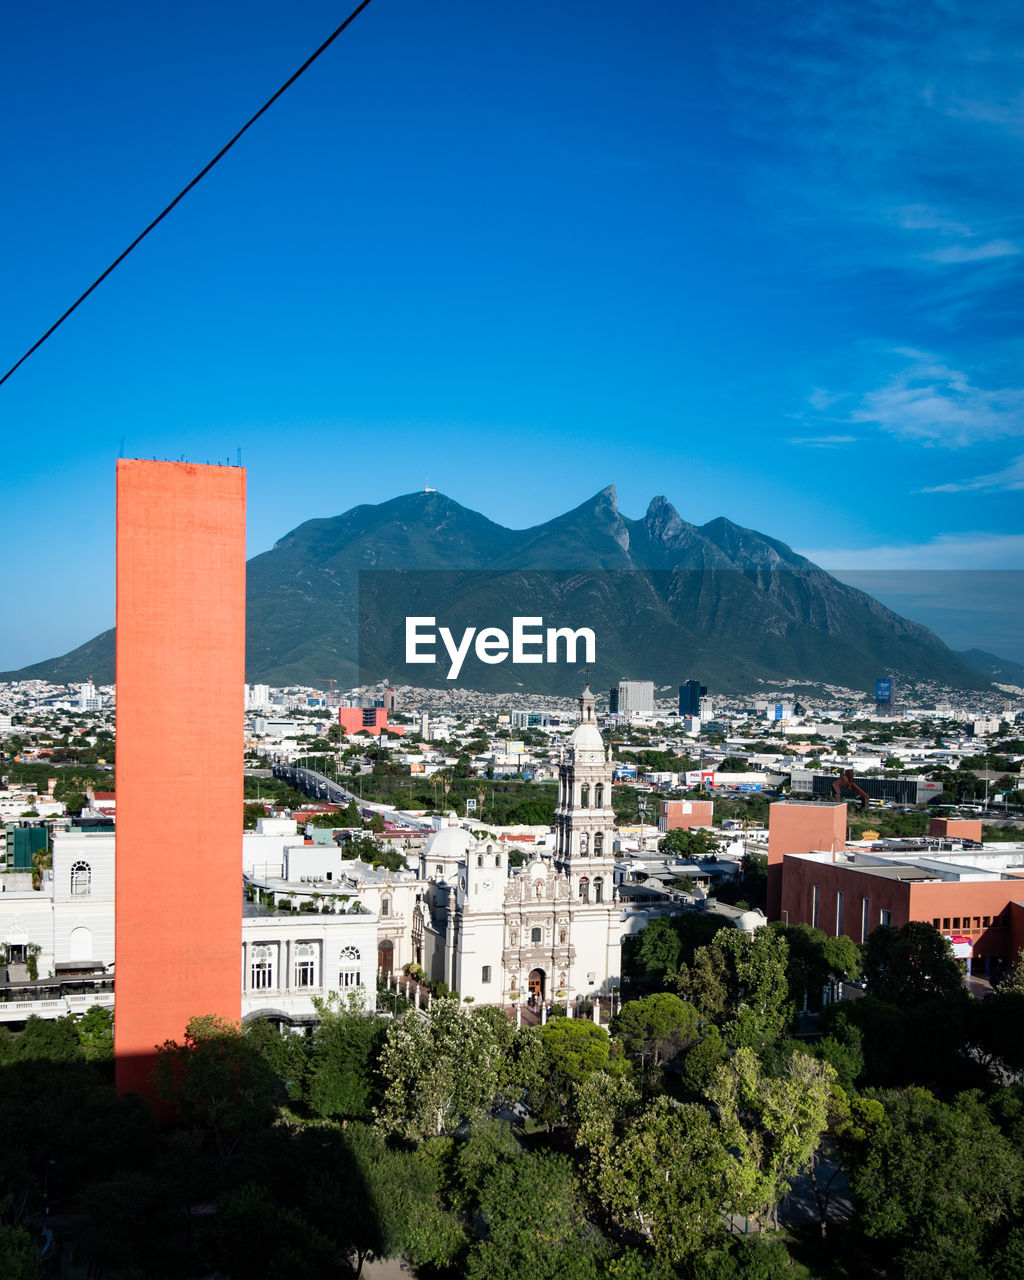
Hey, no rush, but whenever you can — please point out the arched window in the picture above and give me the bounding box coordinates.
[579,877,589,903]
[595,784,604,808]
[594,832,604,855]
[71,861,91,897]
[594,878,604,904]
[579,832,589,857]
[251,944,275,990]
[294,941,318,988]
[580,784,590,809]
[339,945,362,989]
[69,926,93,960]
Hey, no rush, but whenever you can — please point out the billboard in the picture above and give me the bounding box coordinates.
[614,764,638,781]
[876,678,893,704]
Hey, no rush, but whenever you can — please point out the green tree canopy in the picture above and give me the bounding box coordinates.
[862,922,963,1010]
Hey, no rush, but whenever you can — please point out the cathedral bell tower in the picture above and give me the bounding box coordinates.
[554,685,617,905]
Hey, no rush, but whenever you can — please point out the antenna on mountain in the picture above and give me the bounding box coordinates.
[424,479,436,493]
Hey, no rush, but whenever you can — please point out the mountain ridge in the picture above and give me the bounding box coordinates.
[0,488,995,694]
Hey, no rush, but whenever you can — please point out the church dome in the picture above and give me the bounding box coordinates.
[422,826,475,859]
[570,720,605,754]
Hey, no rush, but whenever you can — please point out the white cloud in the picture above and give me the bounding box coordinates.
[797,532,1024,570]
[849,354,1024,447]
[925,238,1020,263]
[806,387,843,411]
[788,434,856,447]
[921,452,1024,492]
[895,205,972,236]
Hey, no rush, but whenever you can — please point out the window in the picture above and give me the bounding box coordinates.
[943,917,950,930]
[983,916,991,927]
[594,832,603,855]
[477,855,483,867]
[953,917,961,930]
[880,909,891,926]
[861,898,870,943]
[836,891,844,938]
[71,861,92,897]
[595,784,604,808]
[251,944,275,990]
[594,878,604,904]
[531,927,542,943]
[294,941,318,988]
[932,918,940,928]
[381,898,390,917]
[579,878,589,903]
[481,965,491,983]
[580,785,590,808]
[812,885,819,930]
[435,864,443,876]
[339,945,362,989]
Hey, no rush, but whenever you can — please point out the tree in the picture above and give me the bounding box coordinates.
[154,1015,277,1165]
[612,993,699,1073]
[375,1001,539,1141]
[771,922,861,1011]
[677,928,791,1051]
[579,1094,736,1264]
[848,1087,1024,1278]
[304,993,387,1120]
[535,1019,620,1125]
[862,921,963,1009]
[466,1150,606,1280]
[635,916,682,982]
[75,1004,113,1062]
[658,826,719,858]
[243,801,269,830]
[710,1046,836,1229]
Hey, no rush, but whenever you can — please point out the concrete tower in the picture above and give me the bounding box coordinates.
[114,460,245,1099]
[554,685,617,904]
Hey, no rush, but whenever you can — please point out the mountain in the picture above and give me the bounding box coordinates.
[959,648,1024,688]
[0,487,992,694]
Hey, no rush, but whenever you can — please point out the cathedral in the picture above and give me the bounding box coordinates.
[420,685,623,1006]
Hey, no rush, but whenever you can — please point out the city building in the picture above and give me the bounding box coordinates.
[679,680,706,717]
[617,680,655,720]
[338,706,404,736]
[659,799,714,832]
[418,686,624,1005]
[114,460,245,1098]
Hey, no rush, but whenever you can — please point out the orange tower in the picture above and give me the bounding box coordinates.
[114,460,245,1098]
[766,800,847,921]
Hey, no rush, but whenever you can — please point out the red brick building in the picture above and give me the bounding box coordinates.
[767,799,1024,975]
[659,799,714,832]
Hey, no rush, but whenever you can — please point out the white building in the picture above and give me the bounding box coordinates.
[0,828,377,1025]
[418,686,624,1006]
[618,680,655,720]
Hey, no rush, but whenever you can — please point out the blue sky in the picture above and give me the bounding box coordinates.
[2,0,1023,669]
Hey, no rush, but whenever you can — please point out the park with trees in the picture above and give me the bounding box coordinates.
[3,917,1024,1277]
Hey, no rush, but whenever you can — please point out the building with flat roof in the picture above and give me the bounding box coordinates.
[114,460,245,1099]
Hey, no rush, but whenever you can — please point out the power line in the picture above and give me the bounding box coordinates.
[0,0,377,389]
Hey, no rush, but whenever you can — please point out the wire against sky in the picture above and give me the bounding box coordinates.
[0,0,377,390]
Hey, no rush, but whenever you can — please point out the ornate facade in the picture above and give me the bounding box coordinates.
[423,686,623,1005]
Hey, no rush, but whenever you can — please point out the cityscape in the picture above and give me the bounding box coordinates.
[3,1,1024,1278]
[1,467,1023,1277]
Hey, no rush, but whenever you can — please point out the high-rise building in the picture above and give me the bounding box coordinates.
[114,460,245,1099]
[679,680,706,717]
[617,680,655,719]
[608,686,619,714]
